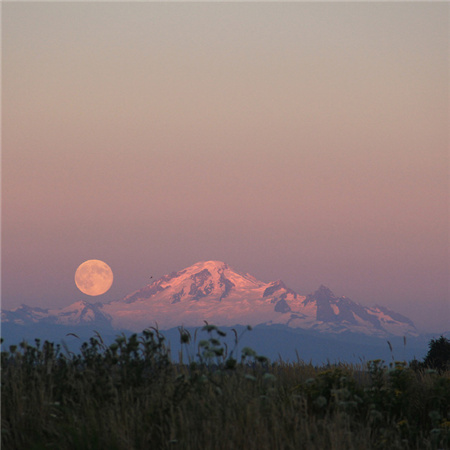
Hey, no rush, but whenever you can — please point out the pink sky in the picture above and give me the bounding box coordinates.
[2,3,448,332]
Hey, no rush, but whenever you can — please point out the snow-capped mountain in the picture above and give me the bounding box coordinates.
[101,260,305,331]
[296,285,417,336]
[100,261,417,336]
[2,300,110,327]
[2,304,51,325]
[2,261,418,337]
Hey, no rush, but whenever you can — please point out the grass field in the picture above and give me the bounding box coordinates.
[2,325,449,449]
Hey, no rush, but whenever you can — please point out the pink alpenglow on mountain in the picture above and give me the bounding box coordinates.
[2,261,418,337]
[99,261,417,336]
[101,261,304,330]
[2,300,109,326]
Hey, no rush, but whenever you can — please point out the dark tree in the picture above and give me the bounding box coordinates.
[423,336,450,372]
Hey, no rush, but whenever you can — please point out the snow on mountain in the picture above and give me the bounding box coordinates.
[289,285,418,337]
[100,261,417,336]
[101,260,304,330]
[48,301,111,326]
[2,304,51,325]
[2,261,418,337]
[2,301,110,327]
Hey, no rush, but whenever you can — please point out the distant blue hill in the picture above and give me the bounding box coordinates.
[1,322,432,366]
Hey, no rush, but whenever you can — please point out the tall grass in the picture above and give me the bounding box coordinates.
[1,326,449,449]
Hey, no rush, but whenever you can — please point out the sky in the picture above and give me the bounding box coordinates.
[2,2,448,332]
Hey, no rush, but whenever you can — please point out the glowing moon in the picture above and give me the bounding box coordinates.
[75,260,113,296]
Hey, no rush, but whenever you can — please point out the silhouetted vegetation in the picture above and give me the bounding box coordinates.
[1,328,449,449]
[423,336,450,372]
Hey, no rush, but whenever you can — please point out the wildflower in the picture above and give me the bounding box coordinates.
[263,373,276,382]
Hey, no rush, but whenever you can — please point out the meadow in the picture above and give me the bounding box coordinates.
[1,325,449,450]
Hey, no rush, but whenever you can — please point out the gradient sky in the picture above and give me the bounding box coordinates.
[2,2,448,332]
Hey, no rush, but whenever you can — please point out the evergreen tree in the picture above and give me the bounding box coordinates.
[423,335,450,372]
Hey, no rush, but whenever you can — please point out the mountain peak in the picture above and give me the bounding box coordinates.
[120,260,266,308]
[2,262,418,337]
[190,260,229,272]
[314,285,335,298]
[303,285,336,305]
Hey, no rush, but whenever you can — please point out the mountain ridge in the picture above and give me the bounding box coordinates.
[2,260,418,337]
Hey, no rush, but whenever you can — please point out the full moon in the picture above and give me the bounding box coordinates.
[75,260,113,296]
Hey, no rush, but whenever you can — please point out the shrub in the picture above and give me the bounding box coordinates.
[2,328,450,449]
